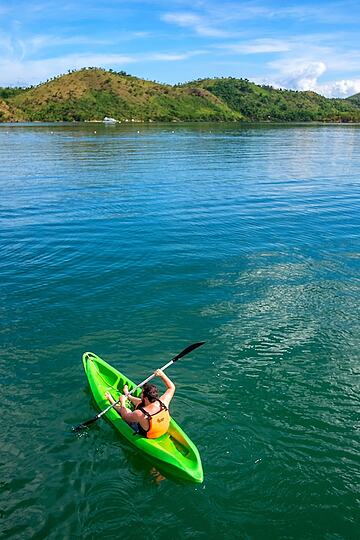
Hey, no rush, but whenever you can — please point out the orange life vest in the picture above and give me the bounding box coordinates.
[139,399,170,439]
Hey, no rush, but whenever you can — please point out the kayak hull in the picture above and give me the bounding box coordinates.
[82,352,204,483]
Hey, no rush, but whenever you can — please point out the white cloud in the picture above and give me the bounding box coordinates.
[259,58,360,97]
[149,51,204,61]
[0,55,136,86]
[0,49,203,86]
[226,3,360,24]
[0,32,153,59]
[162,12,230,37]
[269,58,327,90]
[316,79,360,98]
[218,39,292,54]
[0,35,14,54]
[162,12,199,26]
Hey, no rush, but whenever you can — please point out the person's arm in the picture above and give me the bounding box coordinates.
[104,392,141,422]
[155,369,175,407]
[104,391,119,406]
[123,384,142,406]
[116,394,142,423]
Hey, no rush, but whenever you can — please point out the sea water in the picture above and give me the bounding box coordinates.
[0,122,359,539]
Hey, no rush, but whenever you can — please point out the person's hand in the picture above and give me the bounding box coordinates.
[123,384,129,395]
[154,369,164,377]
[120,394,127,407]
[105,391,112,401]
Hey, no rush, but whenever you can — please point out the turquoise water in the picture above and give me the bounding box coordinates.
[1,122,359,539]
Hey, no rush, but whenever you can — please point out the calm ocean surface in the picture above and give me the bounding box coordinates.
[1,122,359,539]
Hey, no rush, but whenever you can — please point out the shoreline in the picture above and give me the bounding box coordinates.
[1,120,360,127]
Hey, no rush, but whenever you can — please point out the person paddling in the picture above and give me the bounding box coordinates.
[105,369,175,438]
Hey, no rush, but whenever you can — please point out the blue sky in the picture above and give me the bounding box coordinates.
[0,0,359,97]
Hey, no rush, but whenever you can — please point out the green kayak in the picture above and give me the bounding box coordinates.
[82,352,204,483]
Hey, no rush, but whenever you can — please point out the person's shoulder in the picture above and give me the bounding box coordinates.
[160,394,172,407]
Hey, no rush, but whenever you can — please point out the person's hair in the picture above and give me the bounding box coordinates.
[142,383,159,403]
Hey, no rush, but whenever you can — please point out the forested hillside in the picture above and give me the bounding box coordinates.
[1,68,359,122]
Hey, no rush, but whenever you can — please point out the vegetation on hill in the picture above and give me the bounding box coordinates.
[4,68,240,122]
[1,67,360,123]
[0,98,25,122]
[187,78,360,122]
[0,87,26,99]
[346,92,360,107]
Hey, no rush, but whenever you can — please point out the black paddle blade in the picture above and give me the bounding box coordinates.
[72,415,99,432]
[173,341,205,362]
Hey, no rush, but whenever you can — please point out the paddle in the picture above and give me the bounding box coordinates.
[73,341,205,432]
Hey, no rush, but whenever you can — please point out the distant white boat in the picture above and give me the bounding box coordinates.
[103,117,117,124]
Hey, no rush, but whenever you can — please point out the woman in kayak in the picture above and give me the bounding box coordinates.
[105,369,175,439]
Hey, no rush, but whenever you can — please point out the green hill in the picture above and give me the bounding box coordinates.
[1,68,360,122]
[4,68,240,122]
[346,92,360,108]
[186,78,360,122]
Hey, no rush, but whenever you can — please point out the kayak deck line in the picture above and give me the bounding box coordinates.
[82,351,204,483]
